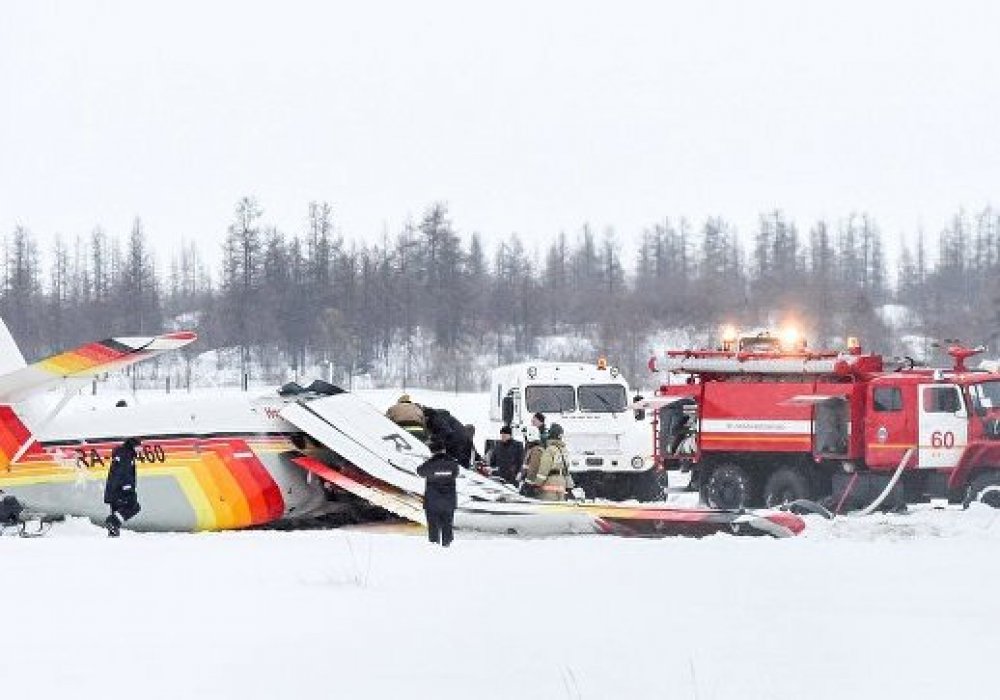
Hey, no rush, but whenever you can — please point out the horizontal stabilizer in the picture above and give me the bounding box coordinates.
[0,331,196,403]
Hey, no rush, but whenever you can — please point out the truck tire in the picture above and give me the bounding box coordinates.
[763,467,811,508]
[702,463,753,510]
[963,471,1000,508]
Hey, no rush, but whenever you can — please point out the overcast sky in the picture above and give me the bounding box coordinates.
[2,1,998,264]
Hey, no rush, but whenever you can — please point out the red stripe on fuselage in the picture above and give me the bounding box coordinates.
[0,406,36,460]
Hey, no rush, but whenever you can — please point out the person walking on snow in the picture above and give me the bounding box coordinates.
[526,423,569,501]
[104,437,143,537]
[416,438,460,547]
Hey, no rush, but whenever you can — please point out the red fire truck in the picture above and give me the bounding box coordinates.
[646,330,1000,511]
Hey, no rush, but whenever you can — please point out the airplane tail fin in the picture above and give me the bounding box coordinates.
[0,320,27,377]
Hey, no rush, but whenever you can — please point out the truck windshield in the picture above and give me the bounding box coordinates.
[525,385,576,413]
[969,381,1000,415]
[578,384,628,412]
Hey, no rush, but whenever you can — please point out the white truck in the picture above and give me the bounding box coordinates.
[486,360,661,500]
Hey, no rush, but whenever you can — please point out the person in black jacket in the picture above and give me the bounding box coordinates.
[488,425,524,484]
[416,439,460,547]
[103,437,142,537]
[460,424,484,469]
[424,407,475,468]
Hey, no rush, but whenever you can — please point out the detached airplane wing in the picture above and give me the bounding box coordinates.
[280,393,524,503]
[0,331,196,403]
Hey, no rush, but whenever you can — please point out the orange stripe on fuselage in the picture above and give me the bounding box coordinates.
[200,451,243,528]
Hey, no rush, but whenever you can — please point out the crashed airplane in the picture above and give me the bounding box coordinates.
[0,323,804,538]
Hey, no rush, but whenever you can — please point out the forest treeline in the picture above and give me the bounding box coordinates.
[2,198,999,389]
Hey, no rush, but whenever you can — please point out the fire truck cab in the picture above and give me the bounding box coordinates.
[648,331,1000,511]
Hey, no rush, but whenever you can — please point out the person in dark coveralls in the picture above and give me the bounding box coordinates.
[416,438,460,547]
[488,425,524,484]
[460,424,484,468]
[104,437,142,537]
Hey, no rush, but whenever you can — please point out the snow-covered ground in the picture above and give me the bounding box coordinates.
[8,385,1000,699]
[5,507,1000,699]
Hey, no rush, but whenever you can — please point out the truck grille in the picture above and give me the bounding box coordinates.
[566,434,619,452]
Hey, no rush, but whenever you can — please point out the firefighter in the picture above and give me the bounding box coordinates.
[386,394,427,442]
[488,425,524,484]
[103,437,142,537]
[519,426,545,497]
[525,423,568,501]
[416,438,460,547]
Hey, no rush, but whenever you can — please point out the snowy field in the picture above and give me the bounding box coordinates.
[6,387,1000,699]
[5,508,1000,699]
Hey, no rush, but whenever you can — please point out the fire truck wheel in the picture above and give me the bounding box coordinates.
[702,463,754,510]
[763,467,811,508]
[963,471,1000,509]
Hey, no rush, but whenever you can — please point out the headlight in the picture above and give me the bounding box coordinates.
[631,455,644,469]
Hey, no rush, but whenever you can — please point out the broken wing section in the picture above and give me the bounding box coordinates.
[293,455,426,524]
[280,395,428,496]
[279,394,522,503]
[0,331,197,404]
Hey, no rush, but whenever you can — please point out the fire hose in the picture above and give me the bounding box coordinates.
[855,448,915,516]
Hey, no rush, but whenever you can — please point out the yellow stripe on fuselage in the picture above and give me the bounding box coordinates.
[141,462,218,531]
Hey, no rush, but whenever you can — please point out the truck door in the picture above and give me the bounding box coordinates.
[865,383,913,468]
[813,397,850,458]
[917,383,968,468]
[657,397,699,459]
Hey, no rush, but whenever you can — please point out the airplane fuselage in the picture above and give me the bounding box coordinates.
[0,393,331,531]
